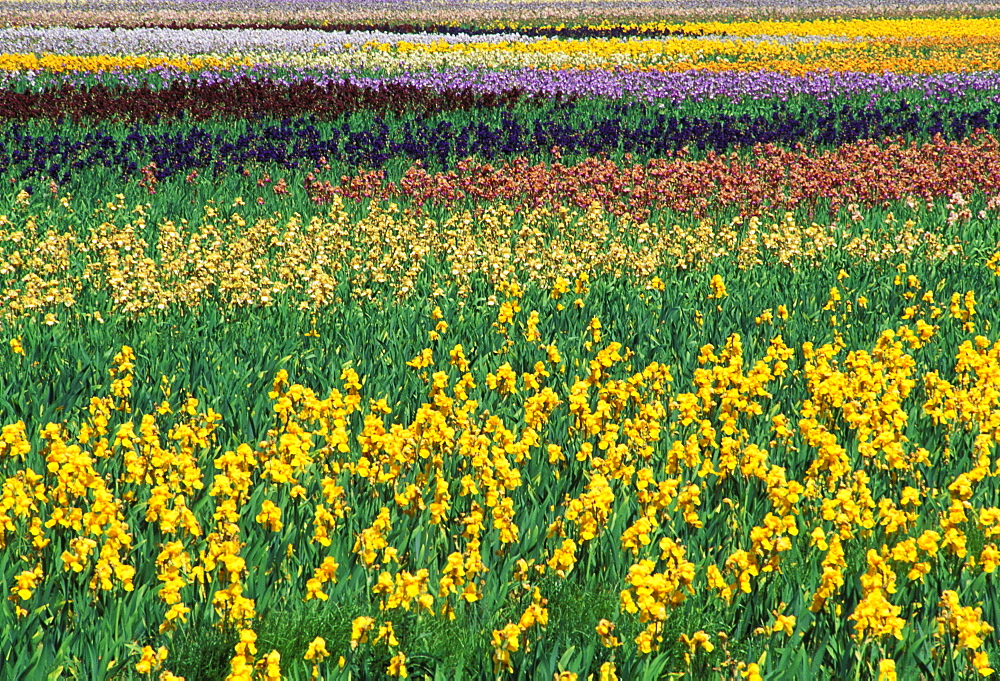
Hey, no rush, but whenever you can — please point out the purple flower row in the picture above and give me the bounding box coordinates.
[7,64,1000,103]
[350,67,1000,102]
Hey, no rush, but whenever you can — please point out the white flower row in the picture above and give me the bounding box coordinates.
[0,26,551,56]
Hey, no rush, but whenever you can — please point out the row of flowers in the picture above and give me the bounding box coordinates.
[9,66,1000,104]
[0,186,981,317]
[3,279,1000,677]
[5,2,998,28]
[0,80,556,123]
[6,103,1000,181]
[8,45,1000,76]
[324,134,1000,217]
[10,31,1000,75]
[42,20,714,39]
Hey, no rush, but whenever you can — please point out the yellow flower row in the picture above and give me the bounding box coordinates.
[3,283,1000,677]
[0,52,251,73]
[515,17,1000,39]
[0,198,969,320]
[7,31,1000,74]
[676,17,1000,39]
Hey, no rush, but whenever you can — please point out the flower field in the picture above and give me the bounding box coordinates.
[4,1,1000,679]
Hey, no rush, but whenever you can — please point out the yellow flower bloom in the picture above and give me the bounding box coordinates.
[304,636,330,662]
[386,651,408,678]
